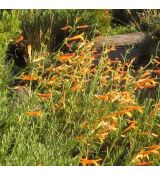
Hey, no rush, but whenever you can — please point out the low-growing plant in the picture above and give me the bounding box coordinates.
[0,9,160,166]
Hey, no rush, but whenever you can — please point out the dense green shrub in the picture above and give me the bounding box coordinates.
[135,10,160,66]
[19,10,111,52]
[0,10,21,77]
[111,10,144,26]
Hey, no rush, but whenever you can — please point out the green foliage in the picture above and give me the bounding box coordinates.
[19,10,111,51]
[135,10,160,65]
[0,10,21,47]
[139,10,160,34]
[106,25,136,35]
[0,10,21,90]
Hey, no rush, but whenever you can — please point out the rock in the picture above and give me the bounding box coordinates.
[93,32,145,50]
[92,32,145,61]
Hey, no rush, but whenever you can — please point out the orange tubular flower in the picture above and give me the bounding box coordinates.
[136,161,153,166]
[95,95,110,101]
[135,78,157,89]
[80,158,102,166]
[26,111,43,117]
[132,145,160,163]
[114,110,133,117]
[69,33,85,42]
[58,53,75,62]
[152,69,160,74]
[125,106,143,113]
[121,123,137,135]
[144,145,160,150]
[76,25,88,29]
[38,93,52,100]
[15,35,24,43]
[20,74,40,81]
[60,26,72,31]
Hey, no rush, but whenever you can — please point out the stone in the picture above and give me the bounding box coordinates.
[92,32,145,60]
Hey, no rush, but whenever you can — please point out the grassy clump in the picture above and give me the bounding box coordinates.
[19,10,112,51]
[0,10,160,166]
